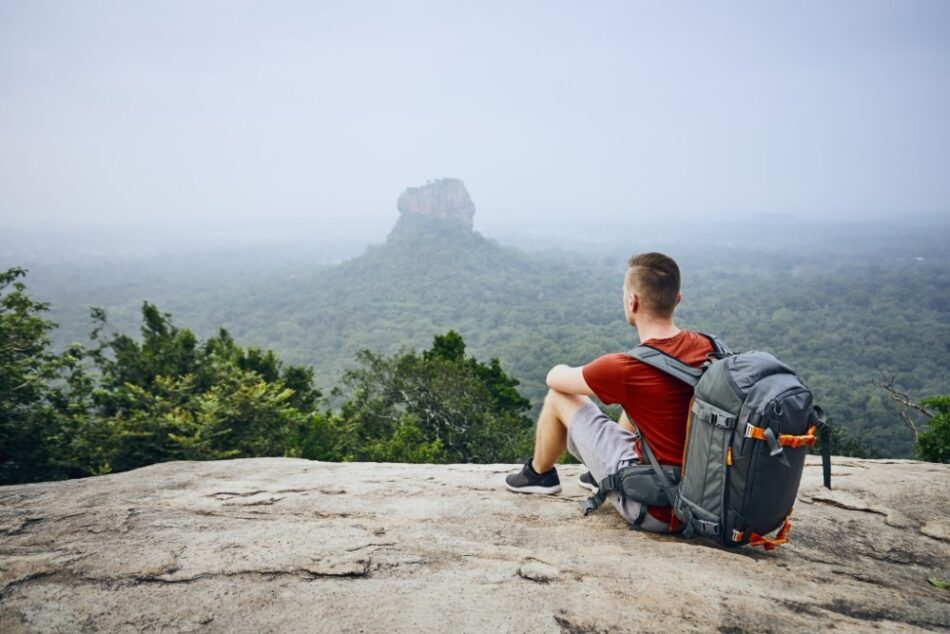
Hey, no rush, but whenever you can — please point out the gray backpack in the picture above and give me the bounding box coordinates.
[581,336,832,550]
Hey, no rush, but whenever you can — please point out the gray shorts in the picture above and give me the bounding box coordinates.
[567,401,669,533]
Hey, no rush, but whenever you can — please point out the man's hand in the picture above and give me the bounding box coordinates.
[545,364,596,396]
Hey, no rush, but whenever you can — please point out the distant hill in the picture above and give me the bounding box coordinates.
[223,181,634,400]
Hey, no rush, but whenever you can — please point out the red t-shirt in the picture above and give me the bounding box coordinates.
[582,330,713,526]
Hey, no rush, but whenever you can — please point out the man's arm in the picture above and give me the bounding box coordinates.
[545,364,596,396]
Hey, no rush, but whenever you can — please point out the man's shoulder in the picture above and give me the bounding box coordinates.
[581,352,643,385]
[678,329,715,348]
[643,330,714,366]
[584,352,637,370]
[640,329,712,348]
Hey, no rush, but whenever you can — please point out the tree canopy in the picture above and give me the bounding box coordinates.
[0,267,80,483]
[0,273,323,483]
[1,269,537,483]
[323,330,534,464]
[915,396,950,463]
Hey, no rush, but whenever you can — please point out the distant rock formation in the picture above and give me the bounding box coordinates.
[396,178,475,230]
[1,457,949,631]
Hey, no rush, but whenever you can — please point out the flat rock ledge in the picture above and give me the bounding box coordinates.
[1,457,948,633]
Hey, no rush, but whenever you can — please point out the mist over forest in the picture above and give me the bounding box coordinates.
[3,202,947,461]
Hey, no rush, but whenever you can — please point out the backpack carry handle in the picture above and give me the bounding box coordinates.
[702,333,733,356]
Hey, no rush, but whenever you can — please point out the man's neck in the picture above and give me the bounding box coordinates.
[635,318,681,344]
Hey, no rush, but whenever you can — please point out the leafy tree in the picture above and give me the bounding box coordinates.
[0,268,79,483]
[332,330,534,463]
[77,303,322,475]
[295,411,349,462]
[915,396,950,463]
[877,377,950,463]
[3,270,535,481]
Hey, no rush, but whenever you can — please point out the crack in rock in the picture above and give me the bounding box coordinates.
[372,557,426,572]
[344,542,396,552]
[830,568,891,587]
[0,551,84,595]
[208,490,266,499]
[139,568,357,584]
[189,510,274,521]
[222,496,284,507]
[0,566,57,596]
[129,556,372,584]
[809,491,915,527]
[783,598,949,630]
[0,516,44,535]
[303,557,371,577]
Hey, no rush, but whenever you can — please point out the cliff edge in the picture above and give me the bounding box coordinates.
[1,458,948,632]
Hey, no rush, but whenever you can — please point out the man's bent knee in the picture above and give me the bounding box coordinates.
[543,389,593,427]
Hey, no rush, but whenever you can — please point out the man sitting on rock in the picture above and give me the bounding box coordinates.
[505,252,712,532]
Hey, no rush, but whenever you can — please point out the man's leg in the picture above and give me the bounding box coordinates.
[617,410,638,435]
[532,389,593,473]
[505,389,592,495]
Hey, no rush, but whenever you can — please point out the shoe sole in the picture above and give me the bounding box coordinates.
[505,483,562,495]
[578,481,598,493]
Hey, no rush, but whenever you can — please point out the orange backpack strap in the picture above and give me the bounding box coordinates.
[748,514,792,551]
[744,424,817,448]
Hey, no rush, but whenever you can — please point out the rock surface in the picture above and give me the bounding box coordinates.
[396,178,475,230]
[1,457,948,633]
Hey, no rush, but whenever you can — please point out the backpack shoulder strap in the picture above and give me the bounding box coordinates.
[628,331,732,387]
[579,412,680,526]
[628,345,703,387]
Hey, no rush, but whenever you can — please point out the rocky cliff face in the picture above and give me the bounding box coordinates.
[396,178,476,230]
[1,457,948,633]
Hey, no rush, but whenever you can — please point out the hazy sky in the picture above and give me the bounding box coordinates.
[2,1,949,240]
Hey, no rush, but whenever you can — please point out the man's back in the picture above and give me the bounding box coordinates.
[582,330,713,465]
[579,330,713,526]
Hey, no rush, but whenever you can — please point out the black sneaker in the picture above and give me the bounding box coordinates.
[578,471,598,493]
[505,460,561,495]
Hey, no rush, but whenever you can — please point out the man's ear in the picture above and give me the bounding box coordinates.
[676,292,682,306]
[631,293,640,313]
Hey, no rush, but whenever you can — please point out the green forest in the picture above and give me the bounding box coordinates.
[3,216,948,483]
[0,266,536,483]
